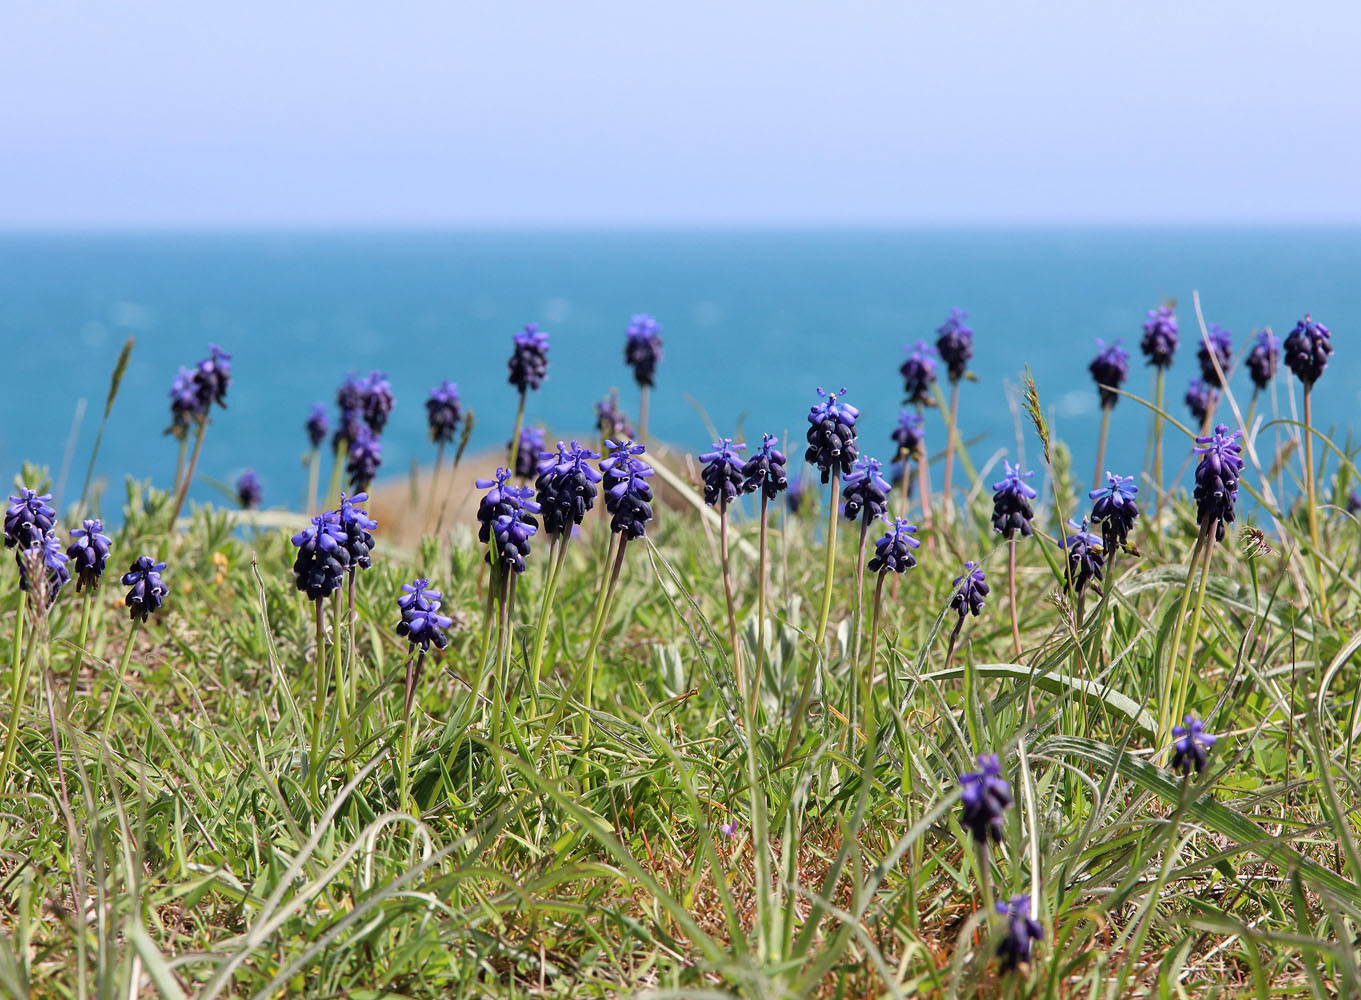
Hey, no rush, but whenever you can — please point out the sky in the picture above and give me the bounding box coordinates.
[3,1,1359,227]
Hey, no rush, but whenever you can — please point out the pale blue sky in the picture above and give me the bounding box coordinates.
[3,1,1358,227]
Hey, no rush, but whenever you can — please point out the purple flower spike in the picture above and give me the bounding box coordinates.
[991,462,1037,539]
[899,341,938,408]
[490,512,539,575]
[290,511,349,600]
[167,366,204,438]
[700,438,747,507]
[1197,323,1234,388]
[1170,713,1218,775]
[1244,329,1279,391]
[1088,473,1139,552]
[741,434,788,502]
[1282,314,1333,387]
[396,577,454,650]
[305,403,329,450]
[337,491,377,570]
[595,391,636,441]
[5,488,56,550]
[1140,305,1178,369]
[66,518,112,591]
[891,410,925,460]
[425,380,462,445]
[841,456,890,523]
[867,516,920,575]
[1348,490,1361,516]
[935,308,974,382]
[1184,378,1216,425]
[995,895,1044,973]
[121,555,168,622]
[1061,519,1105,596]
[359,370,395,434]
[18,532,70,606]
[1193,424,1244,541]
[786,476,808,515]
[601,439,655,540]
[333,372,365,450]
[511,425,546,480]
[805,387,860,483]
[535,440,602,537]
[508,323,550,393]
[476,468,541,566]
[951,562,989,618]
[192,344,232,412]
[624,314,664,389]
[1089,338,1130,408]
[347,425,383,492]
[236,469,262,510]
[959,752,1011,843]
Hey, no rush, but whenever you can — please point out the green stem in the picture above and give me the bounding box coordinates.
[65,590,93,717]
[1094,405,1111,492]
[332,592,354,765]
[399,650,422,814]
[1303,388,1332,628]
[306,447,321,515]
[1173,529,1216,726]
[1152,370,1166,517]
[166,419,207,533]
[100,618,141,743]
[866,572,886,729]
[719,498,744,705]
[814,471,841,648]
[851,518,869,671]
[1008,537,1022,661]
[1157,520,1210,746]
[581,537,627,741]
[308,598,328,793]
[507,391,527,479]
[943,381,960,518]
[639,386,650,448]
[530,533,570,694]
[0,592,33,789]
[753,495,769,720]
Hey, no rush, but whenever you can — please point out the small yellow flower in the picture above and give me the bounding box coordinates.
[212,551,229,585]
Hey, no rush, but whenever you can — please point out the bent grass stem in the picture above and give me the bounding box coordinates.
[814,472,840,648]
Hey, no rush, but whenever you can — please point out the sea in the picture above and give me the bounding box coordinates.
[1,228,1358,519]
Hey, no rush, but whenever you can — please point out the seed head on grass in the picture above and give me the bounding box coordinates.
[899,341,938,407]
[1193,424,1244,541]
[66,519,112,591]
[624,314,664,389]
[121,555,168,622]
[5,488,56,549]
[1060,519,1105,596]
[396,579,454,650]
[958,752,1011,843]
[1185,377,1215,424]
[991,462,1037,539]
[305,403,329,449]
[1140,304,1178,369]
[536,441,602,537]
[935,308,974,382]
[1170,713,1217,775]
[805,387,859,483]
[601,440,655,539]
[1283,314,1333,387]
[994,895,1044,974]
[950,562,989,618]
[1088,473,1139,551]
[347,425,383,492]
[841,456,890,523]
[236,469,262,509]
[425,381,461,444]
[867,516,919,574]
[1197,323,1234,387]
[336,491,377,570]
[1244,329,1279,390]
[700,438,746,506]
[1088,338,1129,408]
[290,512,349,601]
[741,434,788,500]
[19,532,70,606]
[508,323,550,393]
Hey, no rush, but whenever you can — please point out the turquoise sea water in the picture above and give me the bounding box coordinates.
[1,228,1358,516]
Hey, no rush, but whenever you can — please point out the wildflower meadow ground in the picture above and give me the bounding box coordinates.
[2,302,1360,998]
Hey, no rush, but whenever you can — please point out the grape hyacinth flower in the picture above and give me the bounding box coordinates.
[1088,473,1140,552]
[805,387,860,485]
[122,555,168,623]
[489,512,539,576]
[347,425,383,492]
[701,438,749,692]
[742,434,788,503]
[958,753,1011,844]
[166,366,203,439]
[1061,519,1105,600]
[236,469,262,510]
[1184,377,1216,427]
[1170,713,1217,775]
[396,579,454,651]
[337,491,377,572]
[510,425,545,481]
[995,895,1044,974]
[1140,305,1178,369]
[1193,424,1244,542]
[335,373,365,447]
[991,462,1036,539]
[475,467,541,675]
[507,323,550,393]
[841,456,890,525]
[935,308,974,382]
[891,408,931,533]
[1282,314,1333,388]
[601,440,655,541]
[66,519,112,592]
[166,345,232,531]
[624,314,664,389]
[1244,329,1279,392]
[18,532,70,607]
[1088,338,1130,409]
[786,476,807,514]
[595,390,636,443]
[475,467,541,556]
[425,380,461,444]
[891,410,924,463]
[899,341,937,408]
[191,344,232,412]
[1197,323,1233,388]
[5,488,56,550]
[290,512,350,601]
[358,370,395,434]
[306,402,329,449]
[947,562,989,668]
[867,516,919,576]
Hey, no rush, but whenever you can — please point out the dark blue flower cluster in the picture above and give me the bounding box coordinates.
[741,434,788,501]
[337,491,377,571]
[536,441,602,536]
[899,341,937,407]
[1185,378,1215,425]
[334,372,366,448]
[1088,473,1139,551]
[951,562,989,618]
[5,488,56,550]
[476,468,542,572]
[1282,314,1333,387]
[990,462,1037,539]
[122,555,168,622]
[1170,713,1217,775]
[891,410,924,460]
[595,391,635,441]
[305,403,329,449]
[347,425,383,492]
[236,469,262,509]
[360,370,395,434]
[18,532,70,606]
[165,345,232,437]
[508,323,550,393]
[805,387,860,483]
[66,519,112,591]
[935,308,974,382]
[867,516,920,574]
[425,380,462,444]
[290,512,349,600]
[994,895,1044,973]
[1193,424,1244,540]
[601,440,655,540]
[841,456,890,523]
[397,578,454,650]
[959,752,1011,843]
[1244,329,1279,390]
[1061,519,1104,596]
[624,314,664,388]
[1088,338,1130,408]
[511,425,546,480]
[700,439,747,507]
[1140,305,1178,369]
[1197,323,1233,388]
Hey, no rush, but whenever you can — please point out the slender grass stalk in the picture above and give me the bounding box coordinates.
[435,409,476,538]
[307,598,327,793]
[813,472,840,647]
[0,592,32,789]
[99,618,142,742]
[507,391,527,480]
[172,437,188,504]
[1152,370,1166,516]
[325,436,347,510]
[581,537,627,740]
[1173,531,1216,725]
[944,616,965,671]
[1008,537,1022,660]
[718,496,744,703]
[1157,519,1210,745]
[1302,388,1332,628]
[639,386,650,447]
[530,533,571,693]
[943,381,960,518]
[490,571,514,785]
[850,518,870,668]
[398,649,423,813]
[332,591,355,764]
[1094,405,1111,491]
[306,447,321,515]
[64,589,94,716]
[422,441,445,533]
[76,336,134,518]
[166,418,208,533]
[866,571,886,709]
[752,494,769,719]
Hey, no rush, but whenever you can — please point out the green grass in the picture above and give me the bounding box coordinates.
[2,398,1361,999]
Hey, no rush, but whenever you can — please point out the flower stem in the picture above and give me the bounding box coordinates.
[332,591,355,766]
[752,494,769,720]
[1152,370,1166,517]
[1008,537,1022,660]
[99,617,142,743]
[399,649,422,814]
[866,571,886,720]
[814,471,841,648]
[166,418,207,533]
[1157,519,1210,746]
[639,386,650,447]
[1173,529,1216,725]
[422,441,446,533]
[0,592,32,790]
[917,445,933,549]
[307,598,327,793]
[507,391,527,480]
[719,497,744,705]
[1094,405,1111,492]
[943,381,960,518]
[530,532,571,695]
[65,590,93,717]
[1302,388,1332,628]
[306,447,321,515]
[851,517,870,669]
[581,537,627,741]
[325,435,346,508]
